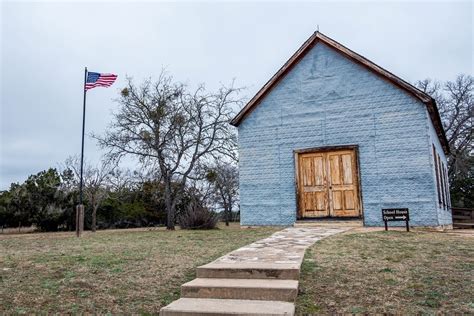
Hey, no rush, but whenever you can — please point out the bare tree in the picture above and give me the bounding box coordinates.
[416,75,473,177]
[94,72,241,230]
[107,168,137,193]
[64,156,115,232]
[416,74,473,207]
[206,161,239,226]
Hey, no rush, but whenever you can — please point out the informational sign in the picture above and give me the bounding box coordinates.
[382,208,410,231]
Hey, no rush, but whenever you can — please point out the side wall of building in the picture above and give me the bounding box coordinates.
[238,42,441,226]
[426,115,453,225]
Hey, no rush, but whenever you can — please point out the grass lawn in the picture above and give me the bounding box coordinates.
[297,230,474,314]
[0,224,279,314]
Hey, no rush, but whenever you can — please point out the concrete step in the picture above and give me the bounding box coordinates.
[196,262,300,280]
[159,298,295,316]
[181,278,298,302]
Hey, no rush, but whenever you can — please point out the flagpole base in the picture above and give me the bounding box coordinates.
[76,204,84,237]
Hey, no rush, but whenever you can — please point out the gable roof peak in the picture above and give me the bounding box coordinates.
[230,31,449,154]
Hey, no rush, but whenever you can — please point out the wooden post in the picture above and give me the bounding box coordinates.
[384,220,388,231]
[76,205,84,237]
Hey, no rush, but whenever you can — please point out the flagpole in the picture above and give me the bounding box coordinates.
[76,67,87,237]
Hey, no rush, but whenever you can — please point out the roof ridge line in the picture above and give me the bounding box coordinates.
[230,31,449,154]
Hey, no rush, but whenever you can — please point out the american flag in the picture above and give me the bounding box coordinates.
[85,72,118,91]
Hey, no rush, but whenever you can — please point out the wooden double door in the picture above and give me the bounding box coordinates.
[297,148,361,218]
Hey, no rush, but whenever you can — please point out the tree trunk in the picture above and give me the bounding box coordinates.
[225,211,229,226]
[165,179,175,230]
[92,204,98,232]
[226,196,232,226]
[224,200,229,226]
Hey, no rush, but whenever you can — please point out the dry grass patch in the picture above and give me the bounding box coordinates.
[0,224,279,314]
[297,230,474,314]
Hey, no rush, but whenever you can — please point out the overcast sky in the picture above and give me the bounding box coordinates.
[0,1,472,190]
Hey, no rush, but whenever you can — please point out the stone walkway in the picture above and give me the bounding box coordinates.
[213,227,347,265]
[160,226,350,315]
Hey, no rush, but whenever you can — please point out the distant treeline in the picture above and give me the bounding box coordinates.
[0,163,239,232]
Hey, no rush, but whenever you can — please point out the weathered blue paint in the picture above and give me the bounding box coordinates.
[427,115,452,226]
[237,42,452,227]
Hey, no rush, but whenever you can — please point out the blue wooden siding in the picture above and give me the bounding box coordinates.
[237,42,451,227]
[427,116,452,225]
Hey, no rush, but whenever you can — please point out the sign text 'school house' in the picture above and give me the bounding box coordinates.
[231,32,452,227]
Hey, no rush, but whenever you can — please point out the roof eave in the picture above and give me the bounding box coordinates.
[230,31,450,155]
[230,31,320,126]
[427,98,450,155]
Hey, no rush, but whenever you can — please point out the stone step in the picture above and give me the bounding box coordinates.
[159,298,295,316]
[181,278,298,302]
[196,262,300,280]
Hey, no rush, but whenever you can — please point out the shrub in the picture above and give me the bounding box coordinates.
[178,202,218,229]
